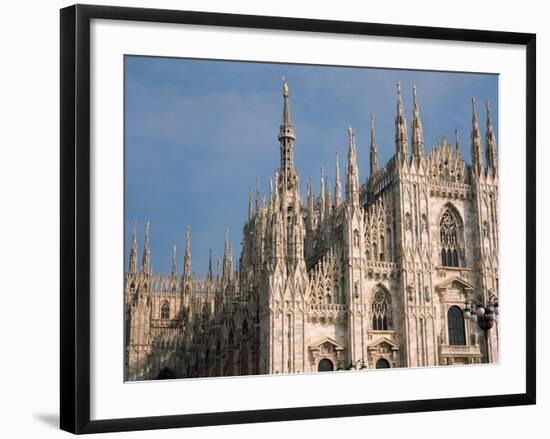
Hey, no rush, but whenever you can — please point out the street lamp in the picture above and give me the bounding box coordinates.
[464,296,498,362]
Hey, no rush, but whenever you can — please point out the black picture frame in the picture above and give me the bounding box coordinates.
[60,4,536,434]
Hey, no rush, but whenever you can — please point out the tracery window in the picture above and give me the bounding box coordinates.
[160,301,170,319]
[372,289,392,330]
[440,209,460,267]
[447,305,466,345]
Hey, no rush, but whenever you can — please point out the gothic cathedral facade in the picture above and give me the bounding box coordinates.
[125,81,499,381]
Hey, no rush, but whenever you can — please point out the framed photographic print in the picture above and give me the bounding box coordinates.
[60,4,536,434]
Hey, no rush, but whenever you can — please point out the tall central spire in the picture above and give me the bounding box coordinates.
[277,79,298,198]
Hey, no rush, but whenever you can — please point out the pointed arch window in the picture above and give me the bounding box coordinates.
[161,301,170,319]
[447,306,466,345]
[372,289,392,330]
[440,209,460,267]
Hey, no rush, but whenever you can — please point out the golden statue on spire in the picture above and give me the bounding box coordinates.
[282,76,289,97]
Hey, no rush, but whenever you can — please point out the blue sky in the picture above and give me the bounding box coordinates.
[125,56,498,277]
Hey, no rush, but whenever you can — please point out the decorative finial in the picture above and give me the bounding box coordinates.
[413,84,417,98]
[455,128,460,151]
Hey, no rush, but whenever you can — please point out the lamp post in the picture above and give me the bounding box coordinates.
[337,359,367,371]
[464,296,498,363]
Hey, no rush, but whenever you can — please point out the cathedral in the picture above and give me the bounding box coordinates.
[124,80,499,381]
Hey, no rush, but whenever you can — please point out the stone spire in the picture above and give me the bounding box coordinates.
[222,229,232,283]
[255,177,260,212]
[277,79,298,196]
[288,194,305,268]
[129,221,138,274]
[411,85,424,161]
[140,221,150,274]
[183,225,191,282]
[248,188,253,221]
[229,243,234,278]
[307,176,315,230]
[334,152,342,207]
[455,128,460,151]
[395,81,408,160]
[471,97,483,174]
[171,244,177,280]
[207,249,213,281]
[346,126,360,206]
[485,101,498,174]
[319,167,325,223]
[325,177,332,219]
[370,113,378,176]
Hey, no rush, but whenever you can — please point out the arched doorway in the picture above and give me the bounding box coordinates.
[156,367,177,380]
[318,358,334,372]
[375,358,390,369]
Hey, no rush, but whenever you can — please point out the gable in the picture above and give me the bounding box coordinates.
[310,337,344,351]
[436,276,475,292]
